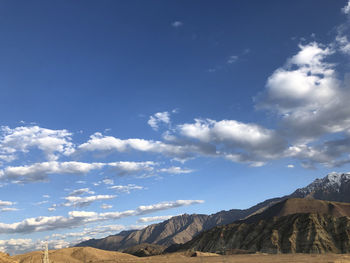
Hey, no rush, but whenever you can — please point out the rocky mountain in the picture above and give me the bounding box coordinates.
[122,243,166,257]
[290,172,350,202]
[75,172,350,251]
[75,200,286,251]
[179,198,350,254]
[76,213,229,251]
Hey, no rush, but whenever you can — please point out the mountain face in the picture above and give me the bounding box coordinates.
[75,200,285,251]
[122,243,166,257]
[76,172,350,251]
[290,172,350,202]
[179,198,350,254]
[76,213,249,251]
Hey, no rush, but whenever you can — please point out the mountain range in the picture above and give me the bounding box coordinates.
[179,198,350,254]
[76,172,350,253]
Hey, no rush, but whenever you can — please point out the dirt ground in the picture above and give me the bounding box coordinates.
[12,248,350,263]
[140,253,350,263]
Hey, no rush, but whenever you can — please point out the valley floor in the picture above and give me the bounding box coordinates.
[142,253,350,263]
[12,252,350,263]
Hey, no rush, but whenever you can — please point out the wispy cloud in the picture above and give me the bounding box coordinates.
[148,111,171,131]
[171,21,183,28]
[0,199,204,234]
[137,215,174,223]
[108,184,144,194]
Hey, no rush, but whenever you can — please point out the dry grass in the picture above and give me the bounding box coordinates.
[11,247,350,263]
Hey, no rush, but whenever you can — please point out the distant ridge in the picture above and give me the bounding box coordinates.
[75,172,350,252]
[179,198,350,254]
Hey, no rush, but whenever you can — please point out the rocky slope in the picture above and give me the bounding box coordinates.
[75,200,284,251]
[76,172,350,251]
[180,198,350,254]
[122,243,166,257]
[291,172,350,202]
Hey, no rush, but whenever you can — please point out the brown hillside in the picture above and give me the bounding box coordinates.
[0,252,17,263]
[182,213,350,254]
[178,198,350,254]
[12,247,137,263]
[243,198,350,223]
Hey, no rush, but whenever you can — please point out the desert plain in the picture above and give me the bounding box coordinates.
[4,247,350,263]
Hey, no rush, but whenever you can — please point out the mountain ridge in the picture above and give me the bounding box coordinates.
[178,198,350,254]
[75,172,350,251]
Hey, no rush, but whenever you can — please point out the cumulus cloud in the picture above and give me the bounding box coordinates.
[137,215,174,223]
[77,132,209,161]
[108,184,144,194]
[0,161,105,183]
[0,126,74,163]
[178,118,286,166]
[0,238,53,255]
[1,224,148,254]
[258,43,336,116]
[0,161,160,184]
[148,111,171,131]
[0,199,203,235]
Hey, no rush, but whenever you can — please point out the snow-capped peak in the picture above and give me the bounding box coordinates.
[293,172,350,196]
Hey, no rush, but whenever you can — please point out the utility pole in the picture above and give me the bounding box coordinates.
[42,243,49,263]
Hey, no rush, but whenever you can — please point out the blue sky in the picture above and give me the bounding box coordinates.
[0,0,350,254]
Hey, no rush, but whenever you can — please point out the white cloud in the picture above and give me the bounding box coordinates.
[34,200,48,206]
[258,41,350,142]
[0,126,74,163]
[1,207,18,212]
[287,164,295,168]
[135,199,204,215]
[227,55,238,64]
[108,184,144,194]
[178,118,286,165]
[62,195,116,208]
[342,0,350,14]
[102,179,114,185]
[68,188,95,196]
[108,161,155,176]
[148,111,171,131]
[0,200,17,212]
[336,35,350,54]
[137,215,174,223]
[0,200,14,207]
[0,199,203,235]
[77,132,207,161]
[0,161,160,184]
[159,166,193,174]
[259,43,336,116]
[100,204,113,209]
[171,21,183,28]
[0,161,105,183]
